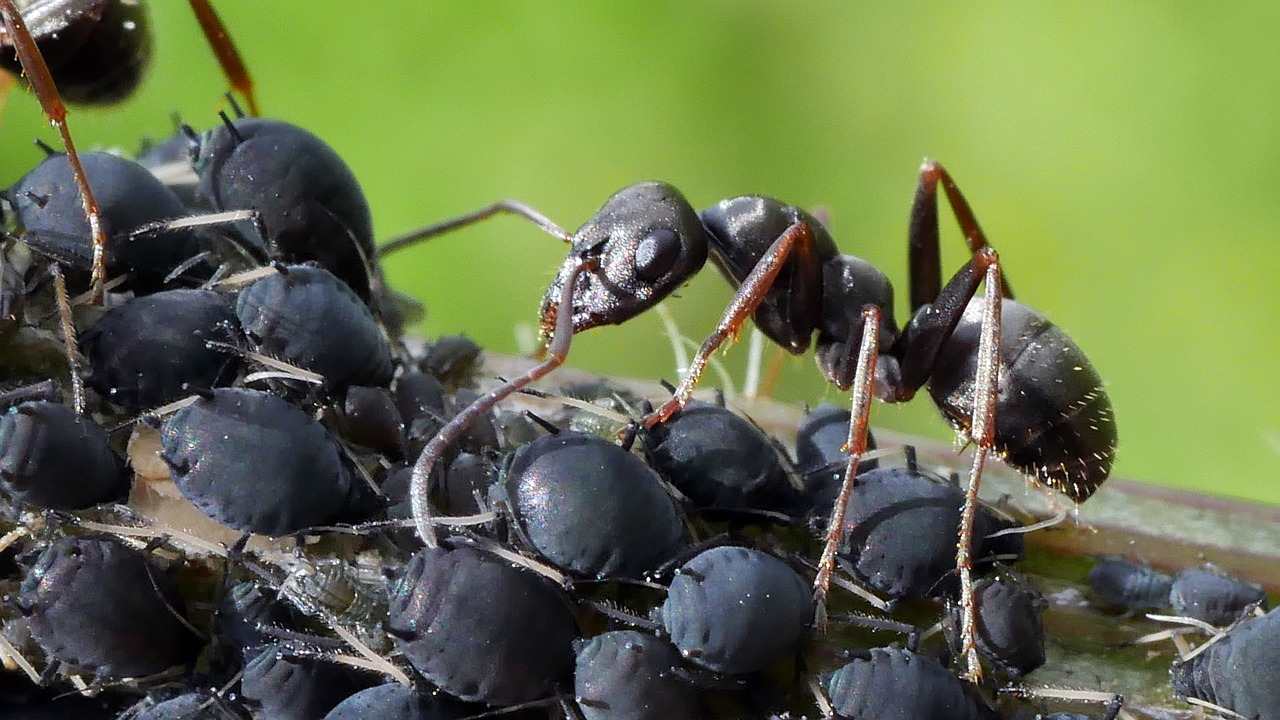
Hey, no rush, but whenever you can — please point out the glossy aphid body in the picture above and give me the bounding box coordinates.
[825,647,998,720]
[1168,564,1267,626]
[241,644,375,720]
[1171,607,1280,719]
[0,399,127,509]
[322,682,470,720]
[944,570,1047,678]
[1087,557,1173,612]
[494,431,687,580]
[574,630,702,720]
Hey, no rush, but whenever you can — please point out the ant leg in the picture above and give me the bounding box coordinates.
[378,200,571,257]
[811,306,879,631]
[47,263,84,414]
[643,221,813,428]
[408,258,596,548]
[956,261,1002,684]
[187,0,259,116]
[909,159,1013,311]
[0,1,109,303]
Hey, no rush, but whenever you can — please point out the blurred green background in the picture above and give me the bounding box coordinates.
[0,2,1276,502]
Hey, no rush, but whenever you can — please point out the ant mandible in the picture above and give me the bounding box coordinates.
[0,0,258,302]
[384,171,1116,686]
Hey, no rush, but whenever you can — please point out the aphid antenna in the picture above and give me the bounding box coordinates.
[1180,627,1230,663]
[201,262,231,288]
[58,272,128,307]
[456,531,571,589]
[1183,696,1247,719]
[162,251,216,285]
[1145,613,1224,636]
[807,675,835,719]
[581,598,661,632]
[986,508,1071,539]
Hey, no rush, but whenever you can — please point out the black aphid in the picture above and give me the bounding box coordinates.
[944,569,1046,678]
[387,544,578,706]
[335,384,405,459]
[1171,606,1280,719]
[0,400,127,509]
[323,682,470,720]
[83,289,238,411]
[130,693,222,720]
[1168,564,1267,626]
[160,387,372,536]
[647,400,799,513]
[495,432,686,579]
[419,334,484,390]
[191,118,377,299]
[1086,557,1173,612]
[826,647,997,720]
[235,264,393,389]
[574,630,702,720]
[794,403,876,514]
[660,545,810,675]
[17,536,197,678]
[241,644,375,720]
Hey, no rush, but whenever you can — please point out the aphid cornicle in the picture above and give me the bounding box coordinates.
[494,431,687,580]
[0,399,128,509]
[387,544,579,706]
[18,536,198,678]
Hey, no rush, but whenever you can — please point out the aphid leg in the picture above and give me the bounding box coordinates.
[956,262,1003,684]
[378,199,572,257]
[644,221,813,428]
[910,158,1012,309]
[47,264,85,414]
[807,675,835,719]
[409,258,596,548]
[0,1,109,302]
[187,0,259,115]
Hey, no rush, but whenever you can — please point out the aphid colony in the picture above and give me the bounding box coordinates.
[0,1,1269,719]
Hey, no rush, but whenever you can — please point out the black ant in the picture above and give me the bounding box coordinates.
[385,167,1118,683]
[0,0,257,301]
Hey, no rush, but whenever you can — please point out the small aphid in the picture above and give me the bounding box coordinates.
[322,682,470,720]
[235,264,393,389]
[574,630,702,720]
[160,387,373,536]
[335,385,405,459]
[1171,606,1280,719]
[82,289,239,411]
[494,431,687,580]
[18,536,197,678]
[1168,564,1267,626]
[825,647,997,720]
[944,569,1047,678]
[660,545,810,675]
[386,544,578,705]
[129,693,223,720]
[0,400,128,510]
[418,334,484,390]
[1087,557,1173,612]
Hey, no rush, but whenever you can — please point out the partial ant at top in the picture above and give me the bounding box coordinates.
[383,164,1119,684]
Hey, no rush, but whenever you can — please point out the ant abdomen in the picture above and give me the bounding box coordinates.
[927,298,1117,502]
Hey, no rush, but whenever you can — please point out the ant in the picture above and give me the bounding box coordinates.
[0,0,257,301]
[385,169,1118,683]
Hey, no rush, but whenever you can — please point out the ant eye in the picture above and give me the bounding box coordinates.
[634,228,680,282]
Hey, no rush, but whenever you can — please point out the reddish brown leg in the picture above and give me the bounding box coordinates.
[409,258,596,547]
[956,261,1003,683]
[0,0,108,303]
[643,221,813,428]
[377,199,571,258]
[188,0,260,116]
[812,306,880,630]
[910,159,1013,310]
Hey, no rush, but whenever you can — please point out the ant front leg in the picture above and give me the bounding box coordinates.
[811,306,879,631]
[408,258,597,548]
[909,159,1013,311]
[643,221,813,428]
[188,0,260,116]
[0,0,108,303]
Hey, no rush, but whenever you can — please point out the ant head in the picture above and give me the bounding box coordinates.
[539,182,709,341]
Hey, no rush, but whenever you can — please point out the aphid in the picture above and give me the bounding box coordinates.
[241,644,376,720]
[1086,557,1173,612]
[334,384,405,459]
[660,545,810,675]
[82,289,238,411]
[574,630,702,720]
[944,569,1046,678]
[418,334,483,390]
[836,466,1023,601]
[323,683,470,720]
[397,167,1117,683]
[1168,564,1267,626]
[190,118,378,299]
[17,535,197,678]
[235,264,393,389]
[128,693,223,720]
[825,647,998,720]
[646,400,800,514]
[493,431,686,580]
[1171,606,1280,719]
[159,387,373,536]
[7,149,205,292]
[386,544,578,705]
[395,370,448,452]
[0,399,127,509]
[215,580,292,665]
[794,403,877,515]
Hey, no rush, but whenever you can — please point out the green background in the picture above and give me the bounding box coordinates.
[1,3,1276,503]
